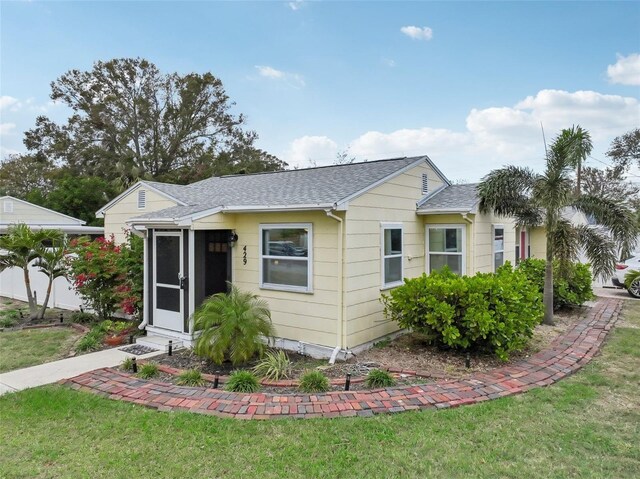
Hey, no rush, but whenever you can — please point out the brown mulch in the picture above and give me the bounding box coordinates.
[152,306,587,385]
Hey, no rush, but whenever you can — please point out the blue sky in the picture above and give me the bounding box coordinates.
[1,1,639,181]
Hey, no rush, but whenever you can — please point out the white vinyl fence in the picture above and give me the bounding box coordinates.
[0,259,83,310]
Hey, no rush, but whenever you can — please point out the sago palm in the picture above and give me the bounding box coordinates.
[0,224,63,320]
[193,284,275,365]
[478,126,637,325]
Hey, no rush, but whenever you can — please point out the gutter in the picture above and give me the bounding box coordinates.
[325,209,346,364]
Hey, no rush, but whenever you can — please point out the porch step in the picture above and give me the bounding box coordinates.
[136,335,184,353]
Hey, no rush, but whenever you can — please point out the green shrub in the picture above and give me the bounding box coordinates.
[225,370,260,393]
[138,362,159,379]
[298,370,330,393]
[253,350,292,381]
[0,310,19,328]
[194,284,275,365]
[517,259,594,309]
[121,357,135,371]
[382,264,543,361]
[76,330,104,352]
[70,311,98,324]
[365,369,396,388]
[176,369,206,387]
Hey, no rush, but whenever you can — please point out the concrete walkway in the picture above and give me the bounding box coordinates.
[0,346,163,395]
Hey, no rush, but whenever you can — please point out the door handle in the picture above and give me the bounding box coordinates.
[178,273,187,289]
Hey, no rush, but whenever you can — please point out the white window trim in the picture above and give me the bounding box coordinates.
[138,189,147,209]
[259,223,313,293]
[425,224,466,276]
[381,222,404,289]
[493,224,505,272]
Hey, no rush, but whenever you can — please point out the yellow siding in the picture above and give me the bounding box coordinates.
[472,212,517,273]
[1,199,82,226]
[103,186,177,243]
[530,227,547,259]
[222,210,340,348]
[344,161,438,348]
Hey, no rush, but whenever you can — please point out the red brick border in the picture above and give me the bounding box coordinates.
[60,299,622,420]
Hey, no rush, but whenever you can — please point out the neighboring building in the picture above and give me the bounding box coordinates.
[0,196,103,236]
[0,196,104,310]
[98,156,535,359]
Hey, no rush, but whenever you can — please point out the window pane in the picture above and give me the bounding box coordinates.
[429,228,462,253]
[494,228,504,252]
[430,254,463,275]
[384,228,402,255]
[262,228,308,257]
[494,252,504,270]
[156,235,180,285]
[263,258,308,288]
[384,257,402,284]
[156,286,180,312]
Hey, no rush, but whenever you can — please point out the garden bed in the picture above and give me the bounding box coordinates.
[148,306,586,390]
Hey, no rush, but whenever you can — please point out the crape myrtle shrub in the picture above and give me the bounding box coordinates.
[517,258,594,309]
[381,264,543,360]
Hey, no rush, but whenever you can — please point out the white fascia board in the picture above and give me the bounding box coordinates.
[0,224,104,235]
[333,156,435,209]
[95,181,187,218]
[423,154,451,187]
[1,195,86,225]
[220,204,335,213]
[416,208,475,215]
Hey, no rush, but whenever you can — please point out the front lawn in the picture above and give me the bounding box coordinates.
[0,328,81,373]
[0,302,638,478]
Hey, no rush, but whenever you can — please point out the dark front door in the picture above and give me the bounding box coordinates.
[204,230,230,297]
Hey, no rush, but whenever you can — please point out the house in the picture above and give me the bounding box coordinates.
[98,155,540,359]
[0,196,104,309]
[1,196,104,236]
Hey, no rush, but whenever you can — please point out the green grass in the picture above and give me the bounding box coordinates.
[1,304,639,478]
[0,328,81,373]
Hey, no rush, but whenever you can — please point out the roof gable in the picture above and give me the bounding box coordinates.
[417,183,480,214]
[0,196,86,225]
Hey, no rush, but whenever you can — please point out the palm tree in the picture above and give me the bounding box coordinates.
[478,126,638,325]
[34,236,69,319]
[0,224,63,320]
[193,284,275,365]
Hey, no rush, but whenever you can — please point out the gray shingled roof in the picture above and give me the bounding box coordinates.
[417,183,480,213]
[133,156,431,221]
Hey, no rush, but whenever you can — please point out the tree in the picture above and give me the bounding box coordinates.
[23,58,282,186]
[0,225,63,320]
[193,284,275,365]
[33,236,69,319]
[478,126,638,325]
[581,165,639,205]
[0,154,54,198]
[607,128,640,170]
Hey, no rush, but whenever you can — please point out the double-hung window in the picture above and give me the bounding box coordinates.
[381,223,403,288]
[427,225,465,275]
[493,225,504,271]
[260,224,312,292]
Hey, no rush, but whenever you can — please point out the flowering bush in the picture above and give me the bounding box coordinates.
[68,232,143,320]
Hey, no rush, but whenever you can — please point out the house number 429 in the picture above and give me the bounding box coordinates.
[242,245,247,265]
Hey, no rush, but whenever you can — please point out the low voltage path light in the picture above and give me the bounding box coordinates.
[59,313,64,323]
[465,352,471,369]
[344,373,351,391]
[213,375,219,389]
[168,340,173,356]
[132,357,138,373]
[129,334,134,344]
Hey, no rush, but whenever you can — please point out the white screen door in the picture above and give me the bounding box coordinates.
[153,231,183,331]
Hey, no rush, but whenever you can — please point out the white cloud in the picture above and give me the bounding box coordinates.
[0,123,16,135]
[0,96,21,112]
[254,65,305,88]
[607,53,640,86]
[400,26,433,41]
[285,135,338,168]
[381,58,396,68]
[288,1,303,11]
[286,89,640,181]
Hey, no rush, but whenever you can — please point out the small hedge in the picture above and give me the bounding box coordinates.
[382,264,543,360]
[517,259,594,309]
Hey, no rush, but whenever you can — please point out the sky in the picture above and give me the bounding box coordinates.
[1,0,639,182]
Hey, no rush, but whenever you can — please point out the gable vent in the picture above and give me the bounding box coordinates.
[421,174,429,194]
[137,190,147,209]
[3,200,13,213]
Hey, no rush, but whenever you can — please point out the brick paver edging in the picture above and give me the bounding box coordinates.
[60,298,622,420]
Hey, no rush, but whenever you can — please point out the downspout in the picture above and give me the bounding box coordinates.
[325,208,344,364]
[134,226,149,330]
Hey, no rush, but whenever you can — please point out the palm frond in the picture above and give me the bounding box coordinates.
[477,166,538,216]
[550,220,580,277]
[573,194,639,258]
[576,225,617,281]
